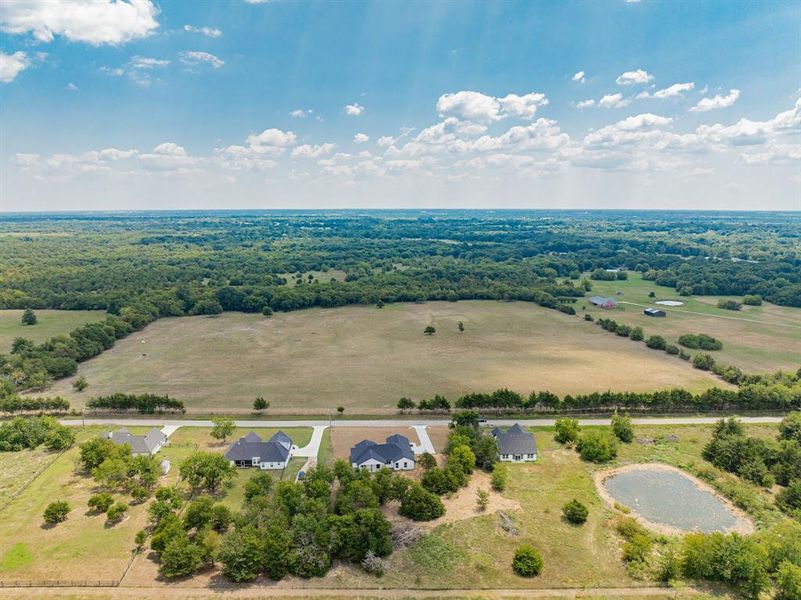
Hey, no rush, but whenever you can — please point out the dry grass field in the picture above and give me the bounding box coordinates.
[0,309,106,352]
[585,274,801,373]
[44,301,723,413]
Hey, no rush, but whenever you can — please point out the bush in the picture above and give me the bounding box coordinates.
[611,413,634,443]
[418,452,436,470]
[692,353,716,371]
[630,326,644,341]
[159,535,204,578]
[665,344,680,355]
[622,533,653,563]
[576,430,618,463]
[743,295,763,306]
[43,501,70,525]
[645,335,667,350]
[717,299,742,311]
[44,425,75,451]
[678,333,723,351]
[562,499,588,524]
[88,492,114,514]
[776,481,801,516]
[398,483,444,521]
[106,502,128,524]
[554,417,580,444]
[512,545,543,577]
[491,465,508,492]
[776,561,801,600]
[584,314,593,322]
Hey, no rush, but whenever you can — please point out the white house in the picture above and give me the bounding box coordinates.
[225,431,293,470]
[492,424,538,462]
[350,434,416,472]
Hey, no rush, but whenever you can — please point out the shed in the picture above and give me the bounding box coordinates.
[644,308,666,317]
[588,296,618,309]
[160,459,171,475]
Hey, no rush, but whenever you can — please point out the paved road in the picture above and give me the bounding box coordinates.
[62,415,783,429]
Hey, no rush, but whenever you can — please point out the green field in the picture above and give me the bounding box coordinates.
[0,309,106,353]
[583,274,801,373]
[42,301,723,413]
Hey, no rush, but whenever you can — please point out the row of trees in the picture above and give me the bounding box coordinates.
[85,393,185,414]
[0,415,75,452]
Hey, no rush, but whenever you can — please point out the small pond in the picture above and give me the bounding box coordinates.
[602,466,742,533]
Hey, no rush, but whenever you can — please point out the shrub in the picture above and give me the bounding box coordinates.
[491,465,508,492]
[43,501,70,525]
[512,545,543,577]
[630,326,644,341]
[692,353,716,371]
[678,333,723,351]
[776,481,801,516]
[622,533,653,563]
[743,295,763,306]
[776,561,801,600]
[554,417,580,444]
[611,413,634,443]
[106,502,128,524]
[159,535,204,578]
[665,344,680,355]
[584,314,594,322]
[576,430,618,463]
[562,499,588,524]
[88,492,114,514]
[645,335,667,350]
[399,483,444,521]
[418,452,436,470]
[717,299,742,311]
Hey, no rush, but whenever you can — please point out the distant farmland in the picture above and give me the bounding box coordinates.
[0,309,106,353]
[44,301,725,413]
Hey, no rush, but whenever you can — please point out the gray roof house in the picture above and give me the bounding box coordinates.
[492,424,537,462]
[225,431,293,470]
[588,296,618,309]
[351,434,415,472]
[104,428,166,456]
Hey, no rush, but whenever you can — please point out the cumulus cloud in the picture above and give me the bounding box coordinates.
[575,99,595,109]
[639,82,695,100]
[572,70,586,83]
[690,89,740,113]
[344,103,365,116]
[183,24,221,38]
[377,136,396,147]
[109,55,169,86]
[0,50,29,83]
[179,51,224,69]
[353,133,370,143]
[436,90,548,122]
[599,93,629,108]
[291,143,335,158]
[616,69,654,85]
[245,128,296,149]
[0,0,159,45]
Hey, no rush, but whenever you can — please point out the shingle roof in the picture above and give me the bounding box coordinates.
[351,434,415,465]
[225,432,292,463]
[105,428,164,455]
[493,424,537,455]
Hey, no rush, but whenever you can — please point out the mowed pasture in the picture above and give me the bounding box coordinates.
[584,274,801,373]
[45,301,723,413]
[0,309,106,352]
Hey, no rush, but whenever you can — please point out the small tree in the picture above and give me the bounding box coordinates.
[611,412,634,443]
[692,353,716,371]
[418,452,436,470]
[135,529,148,550]
[397,397,416,413]
[180,453,237,494]
[457,321,464,332]
[262,305,273,317]
[424,325,436,336]
[512,545,543,577]
[210,417,235,443]
[159,535,204,578]
[253,396,268,412]
[562,499,589,524]
[21,308,37,326]
[337,406,345,415]
[88,492,114,514]
[73,376,88,392]
[476,488,490,511]
[554,417,580,444]
[576,430,618,463]
[398,483,444,521]
[491,465,508,492]
[106,502,128,524]
[43,501,70,525]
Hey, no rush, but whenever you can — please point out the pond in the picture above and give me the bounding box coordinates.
[600,465,750,534]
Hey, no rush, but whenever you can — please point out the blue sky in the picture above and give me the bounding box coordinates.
[1,0,799,211]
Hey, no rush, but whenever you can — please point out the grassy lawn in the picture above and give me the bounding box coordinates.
[42,301,722,412]
[583,273,801,373]
[278,269,348,287]
[0,445,59,508]
[0,309,106,352]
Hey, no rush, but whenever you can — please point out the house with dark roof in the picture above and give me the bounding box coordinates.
[103,428,166,456]
[225,431,293,470]
[588,296,618,309]
[350,434,415,472]
[492,424,537,463]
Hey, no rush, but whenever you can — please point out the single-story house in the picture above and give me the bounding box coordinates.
[225,431,293,470]
[350,434,416,472]
[588,296,618,309]
[492,424,538,462]
[644,308,666,317]
[103,428,166,456]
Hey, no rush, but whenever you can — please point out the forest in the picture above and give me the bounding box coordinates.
[0,210,799,393]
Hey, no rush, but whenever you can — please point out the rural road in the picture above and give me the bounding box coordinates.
[62,415,784,429]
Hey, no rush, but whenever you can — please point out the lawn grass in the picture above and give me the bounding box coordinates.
[583,273,801,373]
[0,309,106,353]
[0,445,59,507]
[42,301,722,412]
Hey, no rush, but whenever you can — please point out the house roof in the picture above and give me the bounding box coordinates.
[589,296,618,306]
[493,424,537,455]
[225,432,293,463]
[105,428,164,455]
[351,434,415,465]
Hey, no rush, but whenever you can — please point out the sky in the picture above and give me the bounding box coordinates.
[0,0,799,212]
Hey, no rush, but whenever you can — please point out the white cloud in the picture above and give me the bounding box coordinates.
[292,143,335,159]
[599,93,629,108]
[377,136,396,147]
[616,69,654,85]
[138,142,200,172]
[639,82,695,100]
[353,133,370,144]
[290,109,315,118]
[696,98,801,146]
[344,103,365,116]
[66,82,78,91]
[0,51,29,83]
[575,99,595,109]
[0,0,159,45]
[183,24,221,38]
[436,90,548,122]
[245,128,296,149]
[572,70,585,83]
[116,55,169,86]
[130,56,169,69]
[690,89,740,113]
[179,51,224,69]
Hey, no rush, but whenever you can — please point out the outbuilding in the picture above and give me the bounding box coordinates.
[644,308,666,317]
[588,296,618,309]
